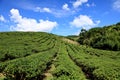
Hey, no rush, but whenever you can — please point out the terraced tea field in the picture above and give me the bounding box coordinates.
[0,32,120,80]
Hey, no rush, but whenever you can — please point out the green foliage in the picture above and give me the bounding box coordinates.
[78,23,120,51]
[0,32,120,80]
[51,42,86,80]
[67,43,120,80]
[0,32,56,62]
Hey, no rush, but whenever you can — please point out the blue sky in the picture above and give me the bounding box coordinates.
[0,0,120,36]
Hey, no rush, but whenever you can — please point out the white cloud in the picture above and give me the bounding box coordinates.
[73,0,88,8]
[70,15,100,29]
[10,9,58,32]
[86,3,96,7]
[0,15,6,22]
[35,7,52,13]
[86,3,90,7]
[113,0,120,11]
[34,7,74,17]
[62,3,70,11]
[34,7,41,12]
[43,7,51,13]
[18,2,76,18]
[35,6,73,17]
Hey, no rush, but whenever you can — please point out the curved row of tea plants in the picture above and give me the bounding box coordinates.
[0,32,120,80]
[50,42,86,80]
[0,32,60,80]
[0,32,56,62]
[66,43,120,80]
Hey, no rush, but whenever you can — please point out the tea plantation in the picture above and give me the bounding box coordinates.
[0,32,120,80]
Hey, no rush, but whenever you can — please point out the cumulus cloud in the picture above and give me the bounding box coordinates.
[10,9,58,32]
[70,15,100,29]
[35,7,52,13]
[113,0,120,11]
[0,15,6,22]
[62,3,70,11]
[73,0,88,8]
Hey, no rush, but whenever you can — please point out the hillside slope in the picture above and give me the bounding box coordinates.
[78,22,120,51]
[0,32,120,80]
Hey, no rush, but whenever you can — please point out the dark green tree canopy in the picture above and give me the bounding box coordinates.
[78,22,120,51]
